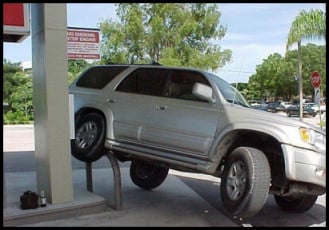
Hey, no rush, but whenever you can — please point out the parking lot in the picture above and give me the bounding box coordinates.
[276,111,326,131]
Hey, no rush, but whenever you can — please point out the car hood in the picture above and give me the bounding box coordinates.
[223,103,317,130]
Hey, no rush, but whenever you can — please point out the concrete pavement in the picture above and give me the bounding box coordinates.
[4,168,237,227]
[3,124,238,227]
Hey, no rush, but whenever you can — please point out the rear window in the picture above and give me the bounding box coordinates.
[76,66,128,89]
[116,68,169,96]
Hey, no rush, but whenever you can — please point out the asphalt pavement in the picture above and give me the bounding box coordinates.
[3,124,238,227]
[3,120,326,227]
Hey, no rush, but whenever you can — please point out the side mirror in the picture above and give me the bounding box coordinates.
[192,83,215,103]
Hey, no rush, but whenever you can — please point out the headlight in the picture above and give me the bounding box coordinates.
[314,130,326,151]
[299,128,314,144]
[299,127,326,151]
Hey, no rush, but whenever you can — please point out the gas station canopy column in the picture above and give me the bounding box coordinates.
[31,3,73,204]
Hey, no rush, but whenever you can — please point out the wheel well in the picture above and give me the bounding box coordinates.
[75,108,106,131]
[76,107,105,121]
[217,130,286,189]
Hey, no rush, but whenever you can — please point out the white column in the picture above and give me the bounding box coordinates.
[31,3,73,204]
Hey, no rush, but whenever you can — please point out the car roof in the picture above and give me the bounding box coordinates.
[89,64,205,73]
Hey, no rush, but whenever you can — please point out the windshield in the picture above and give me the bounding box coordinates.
[206,72,250,108]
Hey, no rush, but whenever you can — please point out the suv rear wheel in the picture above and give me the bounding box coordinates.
[220,147,271,219]
[130,161,169,190]
[71,113,106,163]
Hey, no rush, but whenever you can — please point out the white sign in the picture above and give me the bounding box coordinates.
[67,27,100,60]
[314,87,321,104]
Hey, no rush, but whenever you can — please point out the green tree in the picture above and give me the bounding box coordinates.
[286,8,326,120]
[248,44,326,102]
[3,58,93,124]
[249,53,291,101]
[3,59,22,109]
[3,61,34,124]
[234,82,250,99]
[68,59,90,84]
[10,81,33,121]
[285,44,326,99]
[99,3,232,71]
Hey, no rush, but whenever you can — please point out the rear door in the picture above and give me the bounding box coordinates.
[107,67,169,142]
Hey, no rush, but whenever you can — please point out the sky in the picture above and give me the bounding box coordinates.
[3,3,326,83]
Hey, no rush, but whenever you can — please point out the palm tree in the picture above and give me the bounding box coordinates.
[286,8,326,120]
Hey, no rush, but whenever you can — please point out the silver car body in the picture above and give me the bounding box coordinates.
[69,65,326,191]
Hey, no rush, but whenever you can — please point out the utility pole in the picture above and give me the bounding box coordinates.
[298,40,303,121]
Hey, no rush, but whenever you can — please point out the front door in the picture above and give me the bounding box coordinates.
[142,69,220,156]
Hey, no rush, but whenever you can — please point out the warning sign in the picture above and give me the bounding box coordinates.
[67,27,100,60]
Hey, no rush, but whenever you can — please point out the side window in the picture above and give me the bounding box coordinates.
[166,70,211,102]
[116,68,168,96]
[76,66,128,89]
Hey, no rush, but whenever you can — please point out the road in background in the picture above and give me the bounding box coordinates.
[3,115,324,153]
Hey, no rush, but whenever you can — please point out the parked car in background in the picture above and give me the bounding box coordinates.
[303,102,326,114]
[264,102,286,113]
[251,103,267,111]
[248,100,261,107]
[286,104,316,117]
[307,103,326,114]
[280,101,292,109]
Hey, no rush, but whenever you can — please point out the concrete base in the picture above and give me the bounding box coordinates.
[3,172,107,227]
[3,168,239,227]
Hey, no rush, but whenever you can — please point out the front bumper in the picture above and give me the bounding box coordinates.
[281,144,326,188]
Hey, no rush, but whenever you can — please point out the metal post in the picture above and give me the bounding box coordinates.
[86,162,93,192]
[85,152,122,210]
[105,151,122,210]
[297,40,303,121]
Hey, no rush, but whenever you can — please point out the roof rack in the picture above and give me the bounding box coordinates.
[104,61,162,66]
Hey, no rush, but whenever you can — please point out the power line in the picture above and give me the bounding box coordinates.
[217,69,255,74]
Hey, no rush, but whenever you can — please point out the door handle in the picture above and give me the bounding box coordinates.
[155,105,167,110]
[107,98,116,103]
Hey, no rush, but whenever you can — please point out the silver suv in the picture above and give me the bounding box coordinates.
[69,64,326,219]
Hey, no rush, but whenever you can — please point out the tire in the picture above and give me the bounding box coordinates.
[274,194,318,213]
[71,113,106,163]
[220,147,271,219]
[130,161,169,190]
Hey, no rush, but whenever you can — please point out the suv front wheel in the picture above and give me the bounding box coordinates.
[220,147,271,219]
[130,161,169,190]
[71,113,106,163]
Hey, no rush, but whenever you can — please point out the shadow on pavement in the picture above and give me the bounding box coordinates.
[176,174,326,227]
